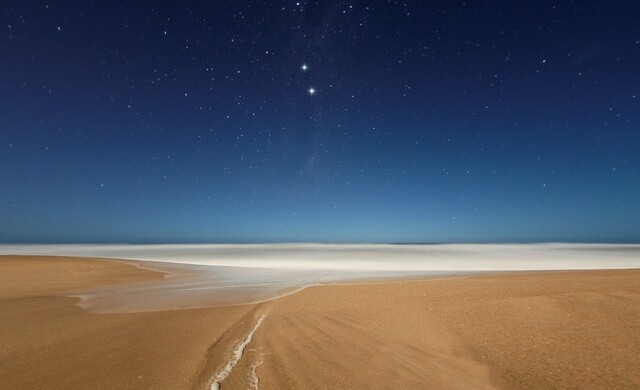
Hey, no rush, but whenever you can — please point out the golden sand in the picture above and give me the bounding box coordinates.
[0,256,260,389]
[1,255,638,389]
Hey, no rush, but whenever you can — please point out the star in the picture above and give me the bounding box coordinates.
[308,87,315,95]
[301,64,308,71]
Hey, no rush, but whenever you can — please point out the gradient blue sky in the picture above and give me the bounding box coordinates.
[1,1,639,243]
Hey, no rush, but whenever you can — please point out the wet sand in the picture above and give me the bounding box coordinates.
[1,255,639,389]
[0,256,263,389]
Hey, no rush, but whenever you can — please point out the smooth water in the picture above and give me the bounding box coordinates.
[1,243,638,312]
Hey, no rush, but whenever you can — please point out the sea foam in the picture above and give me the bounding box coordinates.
[1,243,638,312]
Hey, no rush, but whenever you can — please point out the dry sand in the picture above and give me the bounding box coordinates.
[1,255,639,389]
[247,270,640,389]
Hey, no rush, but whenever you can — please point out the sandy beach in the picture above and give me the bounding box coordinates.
[0,256,262,389]
[6,2,639,388]
[1,255,639,389]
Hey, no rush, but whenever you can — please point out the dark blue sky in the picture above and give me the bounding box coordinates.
[1,1,639,243]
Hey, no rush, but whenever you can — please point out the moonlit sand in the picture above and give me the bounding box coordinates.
[1,243,638,312]
[2,253,639,389]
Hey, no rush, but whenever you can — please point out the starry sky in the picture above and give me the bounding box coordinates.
[1,1,639,243]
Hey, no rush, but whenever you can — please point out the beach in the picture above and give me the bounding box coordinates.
[0,256,265,389]
[1,254,639,389]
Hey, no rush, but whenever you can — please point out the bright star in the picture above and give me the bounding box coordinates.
[301,64,308,71]
[308,87,315,95]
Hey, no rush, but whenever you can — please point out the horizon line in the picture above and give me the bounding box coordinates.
[1,241,639,246]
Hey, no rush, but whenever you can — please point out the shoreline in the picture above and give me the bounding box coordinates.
[2,243,639,272]
[5,253,639,314]
[1,255,639,389]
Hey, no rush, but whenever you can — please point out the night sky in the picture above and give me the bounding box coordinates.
[1,1,639,243]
